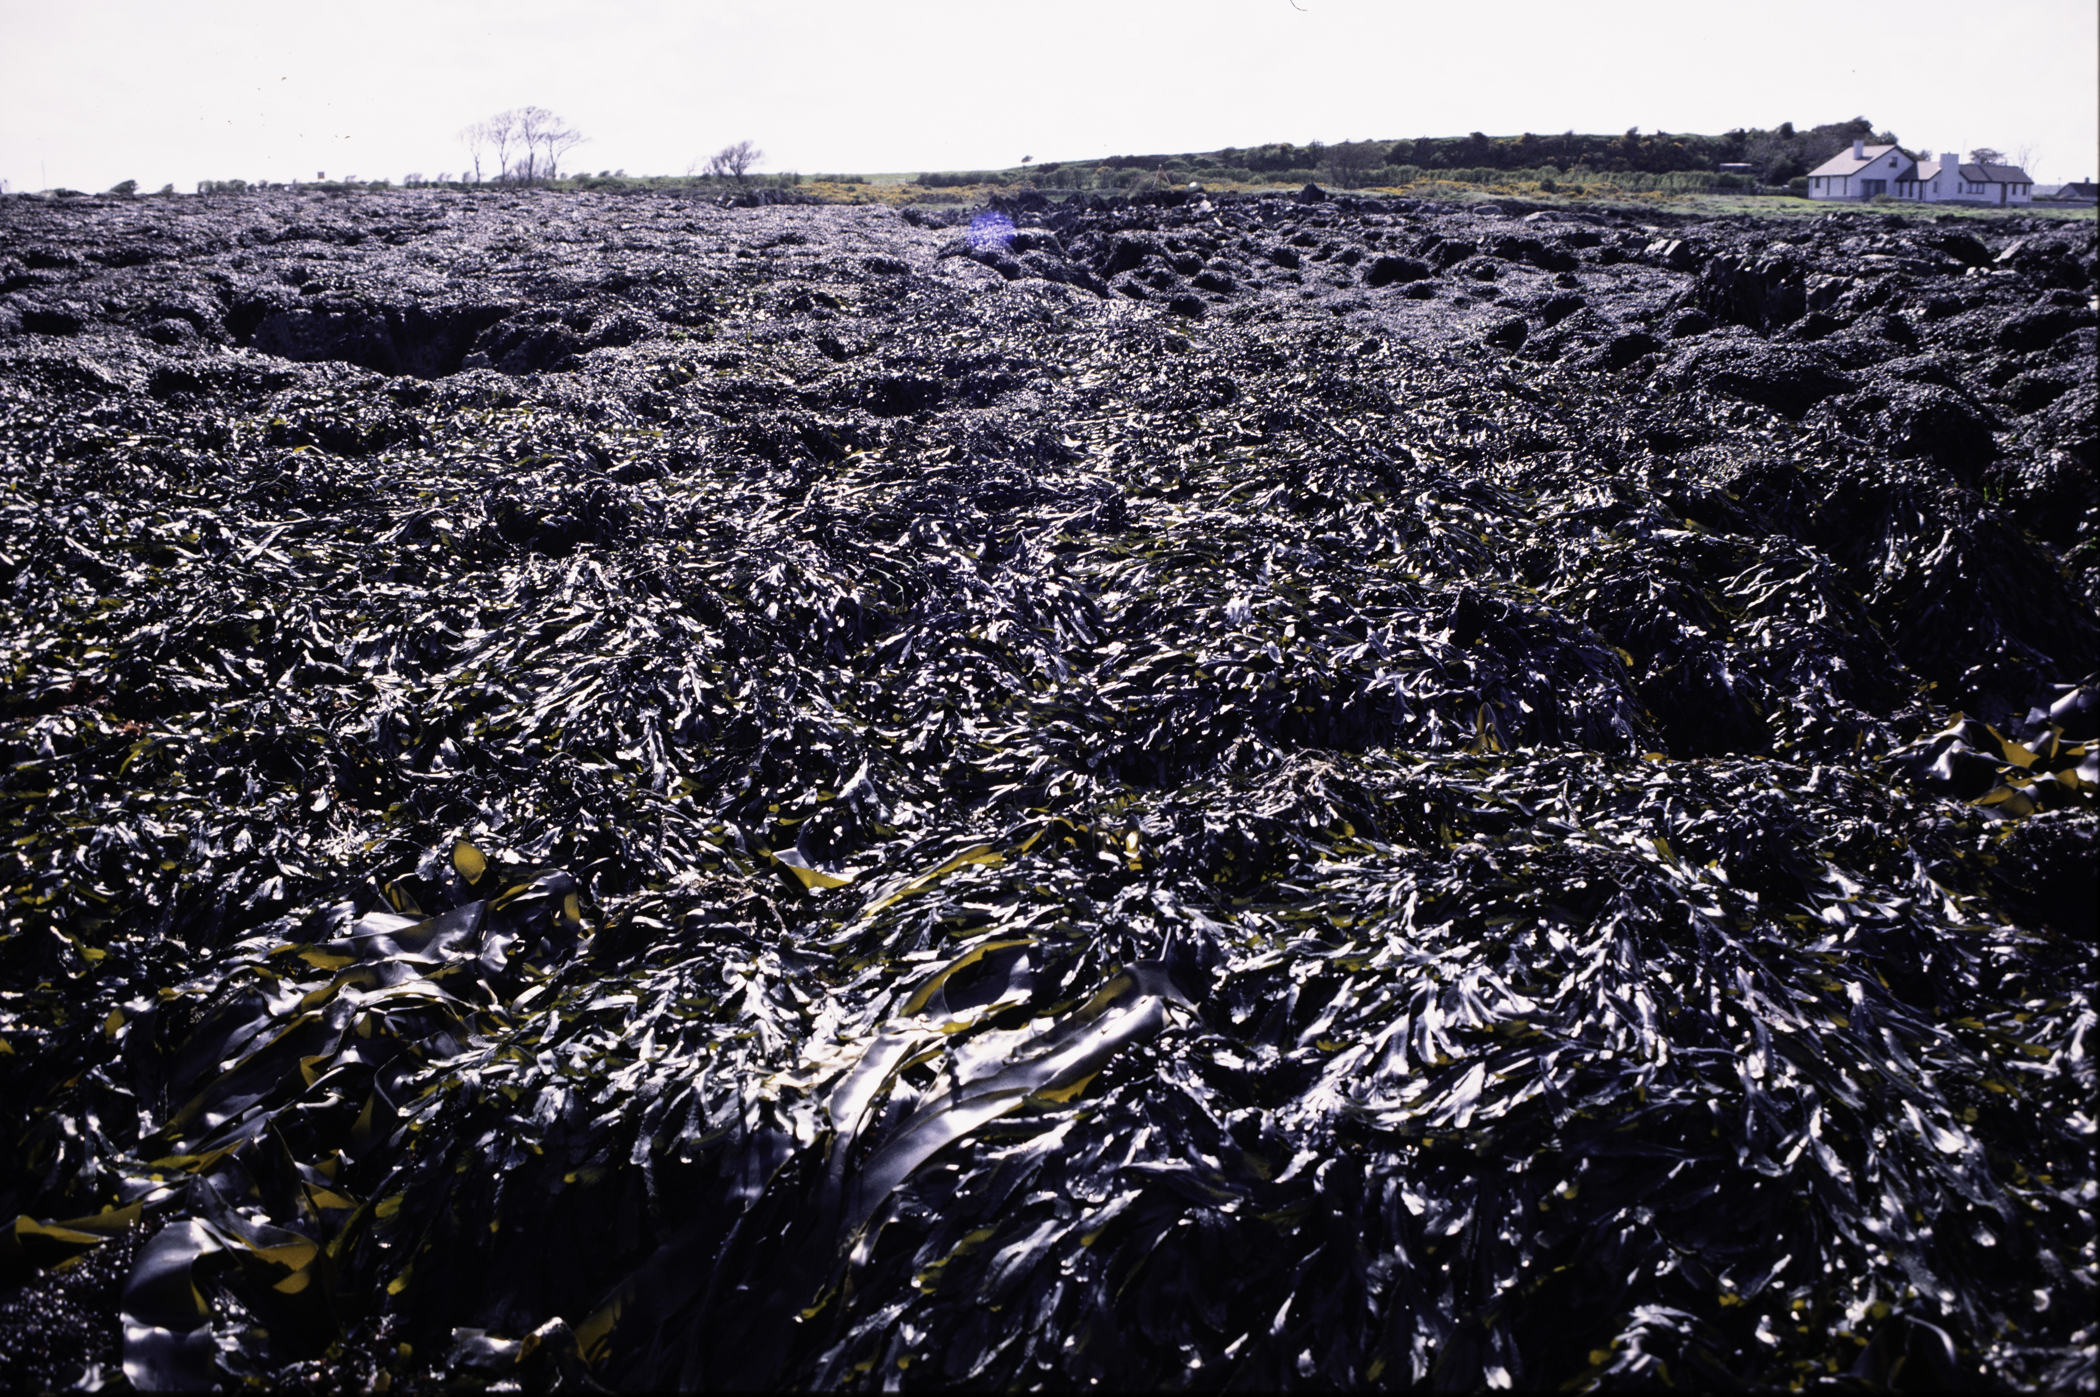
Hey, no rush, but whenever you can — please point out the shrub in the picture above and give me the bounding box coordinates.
[917,170,1007,188]
[1788,176,1809,195]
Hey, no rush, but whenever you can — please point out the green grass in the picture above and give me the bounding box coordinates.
[231,163,2092,223]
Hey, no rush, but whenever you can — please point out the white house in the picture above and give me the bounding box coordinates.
[1807,142,1912,200]
[1807,140,2033,205]
[1903,153,2034,205]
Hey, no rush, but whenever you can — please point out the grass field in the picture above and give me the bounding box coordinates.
[797,169,2098,221]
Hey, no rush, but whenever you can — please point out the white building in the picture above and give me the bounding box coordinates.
[1807,141,1912,200]
[1807,140,2033,206]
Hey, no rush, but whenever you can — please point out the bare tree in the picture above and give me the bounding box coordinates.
[457,120,491,183]
[539,119,587,181]
[512,107,555,180]
[2011,143,2040,176]
[461,108,586,184]
[488,111,519,181]
[708,140,764,185]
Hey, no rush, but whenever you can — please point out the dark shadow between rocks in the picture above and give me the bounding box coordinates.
[243,299,515,379]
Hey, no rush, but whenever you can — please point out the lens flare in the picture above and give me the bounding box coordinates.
[966,211,1016,252]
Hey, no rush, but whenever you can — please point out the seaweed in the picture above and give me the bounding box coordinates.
[0,188,2093,1390]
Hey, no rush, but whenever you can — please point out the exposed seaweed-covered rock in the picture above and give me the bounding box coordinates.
[0,187,2093,1393]
[1657,333,1857,416]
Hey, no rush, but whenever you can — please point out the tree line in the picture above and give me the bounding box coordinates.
[455,108,587,183]
[1085,118,1905,189]
[448,112,769,189]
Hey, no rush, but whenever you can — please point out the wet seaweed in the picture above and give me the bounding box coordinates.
[0,188,2093,1390]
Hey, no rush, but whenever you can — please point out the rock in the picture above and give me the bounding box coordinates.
[1665,308,1713,338]
[1362,255,1430,288]
[247,299,512,378]
[1099,233,1161,277]
[140,292,225,342]
[1695,251,1806,332]
[2000,378,2097,546]
[1925,231,1991,267]
[470,315,588,375]
[1297,182,1328,204]
[19,304,85,335]
[1659,337,1856,417]
[1809,379,1998,483]
[144,318,198,347]
[1642,237,1702,271]
[2003,368,2075,415]
[1996,303,2097,352]
[1485,234,1579,273]
[1420,236,1476,270]
[1483,315,1528,350]
[1165,293,1207,320]
[1596,329,1664,372]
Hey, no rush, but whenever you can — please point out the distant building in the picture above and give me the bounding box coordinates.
[1806,140,2033,205]
[2037,179,2097,203]
[1806,142,1910,200]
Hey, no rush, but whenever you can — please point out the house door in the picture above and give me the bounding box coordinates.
[1862,179,1886,198]
[1999,184,2007,205]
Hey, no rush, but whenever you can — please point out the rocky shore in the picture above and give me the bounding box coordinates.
[1,186,2093,1390]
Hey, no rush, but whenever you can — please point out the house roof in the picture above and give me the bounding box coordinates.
[1958,163,2032,184]
[1806,144,1910,178]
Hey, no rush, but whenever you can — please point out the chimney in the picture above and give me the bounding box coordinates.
[1852,139,1866,161]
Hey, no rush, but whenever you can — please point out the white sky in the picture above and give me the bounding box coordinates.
[3,0,2095,191]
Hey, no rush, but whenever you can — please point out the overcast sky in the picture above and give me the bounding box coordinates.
[3,0,2095,191]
